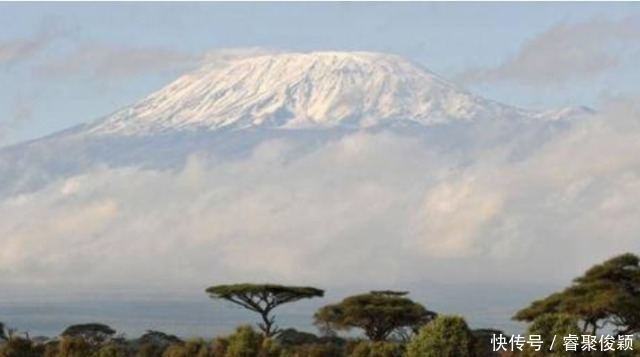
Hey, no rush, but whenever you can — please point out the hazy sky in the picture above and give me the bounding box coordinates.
[1,2,640,146]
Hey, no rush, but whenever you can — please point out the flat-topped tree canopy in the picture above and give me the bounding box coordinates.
[370,290,409,296]
[61,323,116,337]
[206,283,324,337]
[513,252,640,336]
[314,290,436,342]
[60,323,117,346]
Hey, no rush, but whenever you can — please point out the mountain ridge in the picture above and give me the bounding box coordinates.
[83,51,578,136]
[0,51,593,198]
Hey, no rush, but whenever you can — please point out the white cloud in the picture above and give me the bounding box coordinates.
[2,99,640,294]
[412,177,504,258]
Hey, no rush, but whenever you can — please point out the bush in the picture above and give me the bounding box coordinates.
[56,337,93,357]
[0,337,44,357]
[521,313,581,357]
[282,343,342,357]
[471,329,504,357]
[224,326,263,357]
[136,342,166,357]
[162,339,213,357]
[275,329,320,347]
[405,315,474,357]
[347,341,403,357]
[212,337,229,357]
[95,343,129,357]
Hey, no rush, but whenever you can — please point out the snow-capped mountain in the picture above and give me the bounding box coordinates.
[0,51,591,197]
[87,51,554,135]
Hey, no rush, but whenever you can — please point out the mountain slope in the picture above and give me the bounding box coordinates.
[87,51,536,135]
[0,51,592,197]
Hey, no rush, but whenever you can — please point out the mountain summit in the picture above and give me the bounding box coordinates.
[0,51,591,197]
[88,51,525,135]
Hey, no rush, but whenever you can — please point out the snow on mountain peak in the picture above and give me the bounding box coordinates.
[89,51,521,134]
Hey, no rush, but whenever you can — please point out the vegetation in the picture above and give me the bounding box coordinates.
[514,253,640,336]
[206,284,324,337]
[60,323,117,346]
[405,315,474,357]
[346,341,404,357]
[521,313,581,356]
[314,291,435,341]
[3,253,640,356]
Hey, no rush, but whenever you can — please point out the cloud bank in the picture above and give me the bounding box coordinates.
[1,98,640,296]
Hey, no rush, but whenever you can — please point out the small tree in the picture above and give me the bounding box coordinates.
[206,283,324,337]
[405,315,474,357]
[314,291,436,341]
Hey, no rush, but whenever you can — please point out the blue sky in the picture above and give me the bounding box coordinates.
[1,2,639,146]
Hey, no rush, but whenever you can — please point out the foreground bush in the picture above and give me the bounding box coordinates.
[162,339,213,357]
[0,337,44,357]
[405,315,474,357]
[95,343,129,357]
[223,325,263,357]
[282,343,342,357]
[56,337,93,357]
[347,341,403,357]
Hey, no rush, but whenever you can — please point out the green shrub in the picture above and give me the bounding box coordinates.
[521,313,581,357]
[56,337,93,357]
[136,342,166,357]
[347,341,403,357]
[282,343,343,357]
[162,339,213,357]
[224,326,262,357]
[95,343,129,357]
[405,315,474,357]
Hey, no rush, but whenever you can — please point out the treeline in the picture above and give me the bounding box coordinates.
[2,252,640,357]
[0,319,498,357]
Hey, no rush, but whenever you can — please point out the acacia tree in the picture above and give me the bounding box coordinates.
[60,323,116,346]
[514,253,640,336]
[205,283,324,337]
[314,291,436,341]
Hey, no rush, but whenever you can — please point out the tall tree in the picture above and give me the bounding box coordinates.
[205,283,324,337]
[514,253,640,336]
[314,291,436,341]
